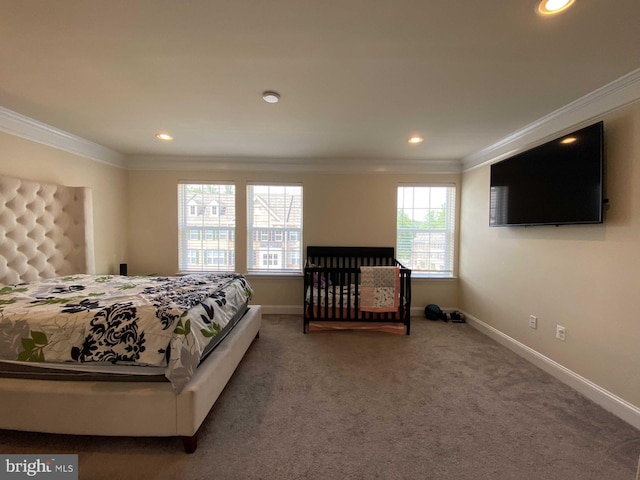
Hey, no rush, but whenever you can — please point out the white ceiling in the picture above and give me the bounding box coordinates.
[1,0,639,168]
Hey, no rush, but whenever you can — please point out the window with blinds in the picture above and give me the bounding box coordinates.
[178,183,236,272]
[247,184,303,274]
[396,185,456,277]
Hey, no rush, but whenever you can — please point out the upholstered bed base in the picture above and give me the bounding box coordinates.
[0,174,262,453]
[0,305,262,453]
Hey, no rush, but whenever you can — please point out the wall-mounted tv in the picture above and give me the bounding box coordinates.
[489,121,604,227]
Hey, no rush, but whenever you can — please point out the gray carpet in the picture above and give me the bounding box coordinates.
[1,315,639,480]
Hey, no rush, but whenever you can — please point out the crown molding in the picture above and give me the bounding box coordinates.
[462,68,640,172]
[4,67,639,174]
[0,105,460,174]
[0,107,126,168]
[126,155,462,174]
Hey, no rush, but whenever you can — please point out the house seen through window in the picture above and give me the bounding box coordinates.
[247,184,303,273]
[178,183,236,272]
[396,185,456,277]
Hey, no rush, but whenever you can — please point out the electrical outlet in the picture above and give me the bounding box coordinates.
[529,315,537,329]
[556,325,566,341]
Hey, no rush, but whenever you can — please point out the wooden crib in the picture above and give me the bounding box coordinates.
[303,246,411,334]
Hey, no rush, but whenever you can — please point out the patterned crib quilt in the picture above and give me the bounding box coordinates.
[359,266,400,312]
[0,273,253,392]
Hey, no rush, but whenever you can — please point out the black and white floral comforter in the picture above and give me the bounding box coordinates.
[0,273,253,392]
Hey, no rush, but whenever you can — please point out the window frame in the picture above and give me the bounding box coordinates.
[396,184,457,278]
[246,183,303,275]
[178,182,236,273]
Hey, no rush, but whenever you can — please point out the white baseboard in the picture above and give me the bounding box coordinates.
[267,305,428,317]
[266,305,432,316]
[259,305,304,315]
[462,311,640,431]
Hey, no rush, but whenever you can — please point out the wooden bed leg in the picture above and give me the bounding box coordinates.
[182,434,198,454]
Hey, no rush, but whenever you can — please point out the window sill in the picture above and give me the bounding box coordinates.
[245,272,303,278]
[411,275,458,281]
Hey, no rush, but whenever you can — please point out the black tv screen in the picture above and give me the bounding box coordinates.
[489,121,604,227]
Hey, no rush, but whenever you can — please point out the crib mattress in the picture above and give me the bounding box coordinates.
[305,284,403,320]
[305,285,359,308]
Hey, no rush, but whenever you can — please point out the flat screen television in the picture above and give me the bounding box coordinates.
[489,121,604,227]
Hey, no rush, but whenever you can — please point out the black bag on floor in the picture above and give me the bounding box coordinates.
[424,304,445,321]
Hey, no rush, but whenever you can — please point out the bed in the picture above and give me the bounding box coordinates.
[0,174,262,453]
[303,246,411,334]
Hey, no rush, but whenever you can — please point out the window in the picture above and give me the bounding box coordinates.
[204,249,230,266]
[187,249,199,265]
[247,184,303,274]
[397,185,456,277]
[262,253,280,267]
[256,230,284,242]
[204,250,216,265]
[178,183,236,272]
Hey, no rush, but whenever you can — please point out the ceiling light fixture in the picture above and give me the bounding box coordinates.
[156,132,173,141]
[408,136,424,144]
[536,0,575,15]
[262,91,280,103]
[561,136,577,144]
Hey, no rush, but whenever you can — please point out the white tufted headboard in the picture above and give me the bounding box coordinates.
[0,175,95,285]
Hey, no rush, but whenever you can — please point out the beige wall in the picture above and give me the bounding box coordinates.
[126,169,461,308]
[459,101,640,407]
[0,132,128,274]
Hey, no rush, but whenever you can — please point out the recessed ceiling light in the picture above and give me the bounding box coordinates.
[262,91,280,103]
[408,136,424,144]
[561,136,577,144]
[156,132,173,141]
[537,0,575,15]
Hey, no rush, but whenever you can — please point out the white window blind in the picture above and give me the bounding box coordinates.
[247,184,303,274]
[178,183,235,272]
[396,185,456,277]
